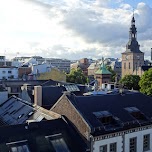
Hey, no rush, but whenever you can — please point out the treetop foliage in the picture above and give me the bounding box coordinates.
[139,68,152,96]
[120,75,140,90]
[66,68,88,84]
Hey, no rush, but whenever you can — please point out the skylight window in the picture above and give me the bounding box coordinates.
[125,107,148,122]
[46,133,70,152]
[93,111,112,124]
[6,140,30,152]
[93,111,123,131]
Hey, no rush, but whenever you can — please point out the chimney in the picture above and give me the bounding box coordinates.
[34,86,42,106]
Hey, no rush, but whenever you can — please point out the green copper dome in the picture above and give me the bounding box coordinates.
[95,63,111,75]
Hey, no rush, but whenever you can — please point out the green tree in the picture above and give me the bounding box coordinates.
[120,75,140,90]
[139,68,152,96]
[106,66,116,82]
[66,68,88,84]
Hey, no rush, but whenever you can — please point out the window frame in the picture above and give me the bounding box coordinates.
[129,137,137,152]
[45,133,70,152]
[99,145,107,152]
[6,140,30,152]
[110,142,117,152]
[143,134,150,151]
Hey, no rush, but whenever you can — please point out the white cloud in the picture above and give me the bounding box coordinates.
[0,0,152,60]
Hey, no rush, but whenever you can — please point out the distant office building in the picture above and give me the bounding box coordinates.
[0,56,12,66]
[13,56,71,73]
[0,66,18,80]
[37,58,71,73]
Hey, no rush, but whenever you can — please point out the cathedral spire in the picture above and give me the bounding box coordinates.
[130,13,137,40]
[125,13,141,53]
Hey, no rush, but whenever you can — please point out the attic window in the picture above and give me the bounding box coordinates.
[93,111,123,131]
[46,133,70,152]
[6,140,30,152]
[93,111,113,124]
[125,107,148,121]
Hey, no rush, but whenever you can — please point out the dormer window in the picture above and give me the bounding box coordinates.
[125,107,148,122]
[93,111,123,131]
[93,111,112,124]
[6,140,30,152]
[46,133,70,152]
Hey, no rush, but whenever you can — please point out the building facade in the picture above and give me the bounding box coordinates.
[71,58,90,76]
[0,66,18,80]
[122,15,144,78]
[38,58,71,73]
[51,91,152,152]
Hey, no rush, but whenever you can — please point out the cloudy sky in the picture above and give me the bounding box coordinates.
[0,0,152,60]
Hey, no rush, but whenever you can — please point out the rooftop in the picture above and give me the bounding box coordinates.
[0,118,88,152]
[67,91,152,136]
[0,96,60,126]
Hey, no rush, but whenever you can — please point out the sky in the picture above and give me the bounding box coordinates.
[0,0,152,60]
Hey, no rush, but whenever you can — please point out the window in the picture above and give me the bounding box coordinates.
[2,71,5,74]
[110,143,117,152]
[143,134,150,151]
[8,71,12,74]
[125,107,148,122]
[10,145,30,152]
[130,137,137,152]
[124,63,126,69]
[93,111,123,131]
[7,140,30,152]
[93,111,112,124]
[129,62,131,69]
[99,145,107,152]
[46,133,70,152]
[2,76,6,80]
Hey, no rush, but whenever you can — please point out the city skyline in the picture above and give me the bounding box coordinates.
[0,0,152,60]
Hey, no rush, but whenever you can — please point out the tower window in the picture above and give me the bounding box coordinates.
[129,62,131,69]
[124,63,126,69]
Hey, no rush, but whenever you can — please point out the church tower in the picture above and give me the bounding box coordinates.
[122,14,144,77]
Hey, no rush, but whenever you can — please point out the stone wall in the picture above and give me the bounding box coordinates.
[51,94,91,141]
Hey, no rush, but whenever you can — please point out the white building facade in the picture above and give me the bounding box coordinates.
[0,67,18,80]
[31,63,51,75]
[92,125,152,152]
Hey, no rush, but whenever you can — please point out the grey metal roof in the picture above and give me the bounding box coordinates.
[0,96,60,126]
[0,96,34,126]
